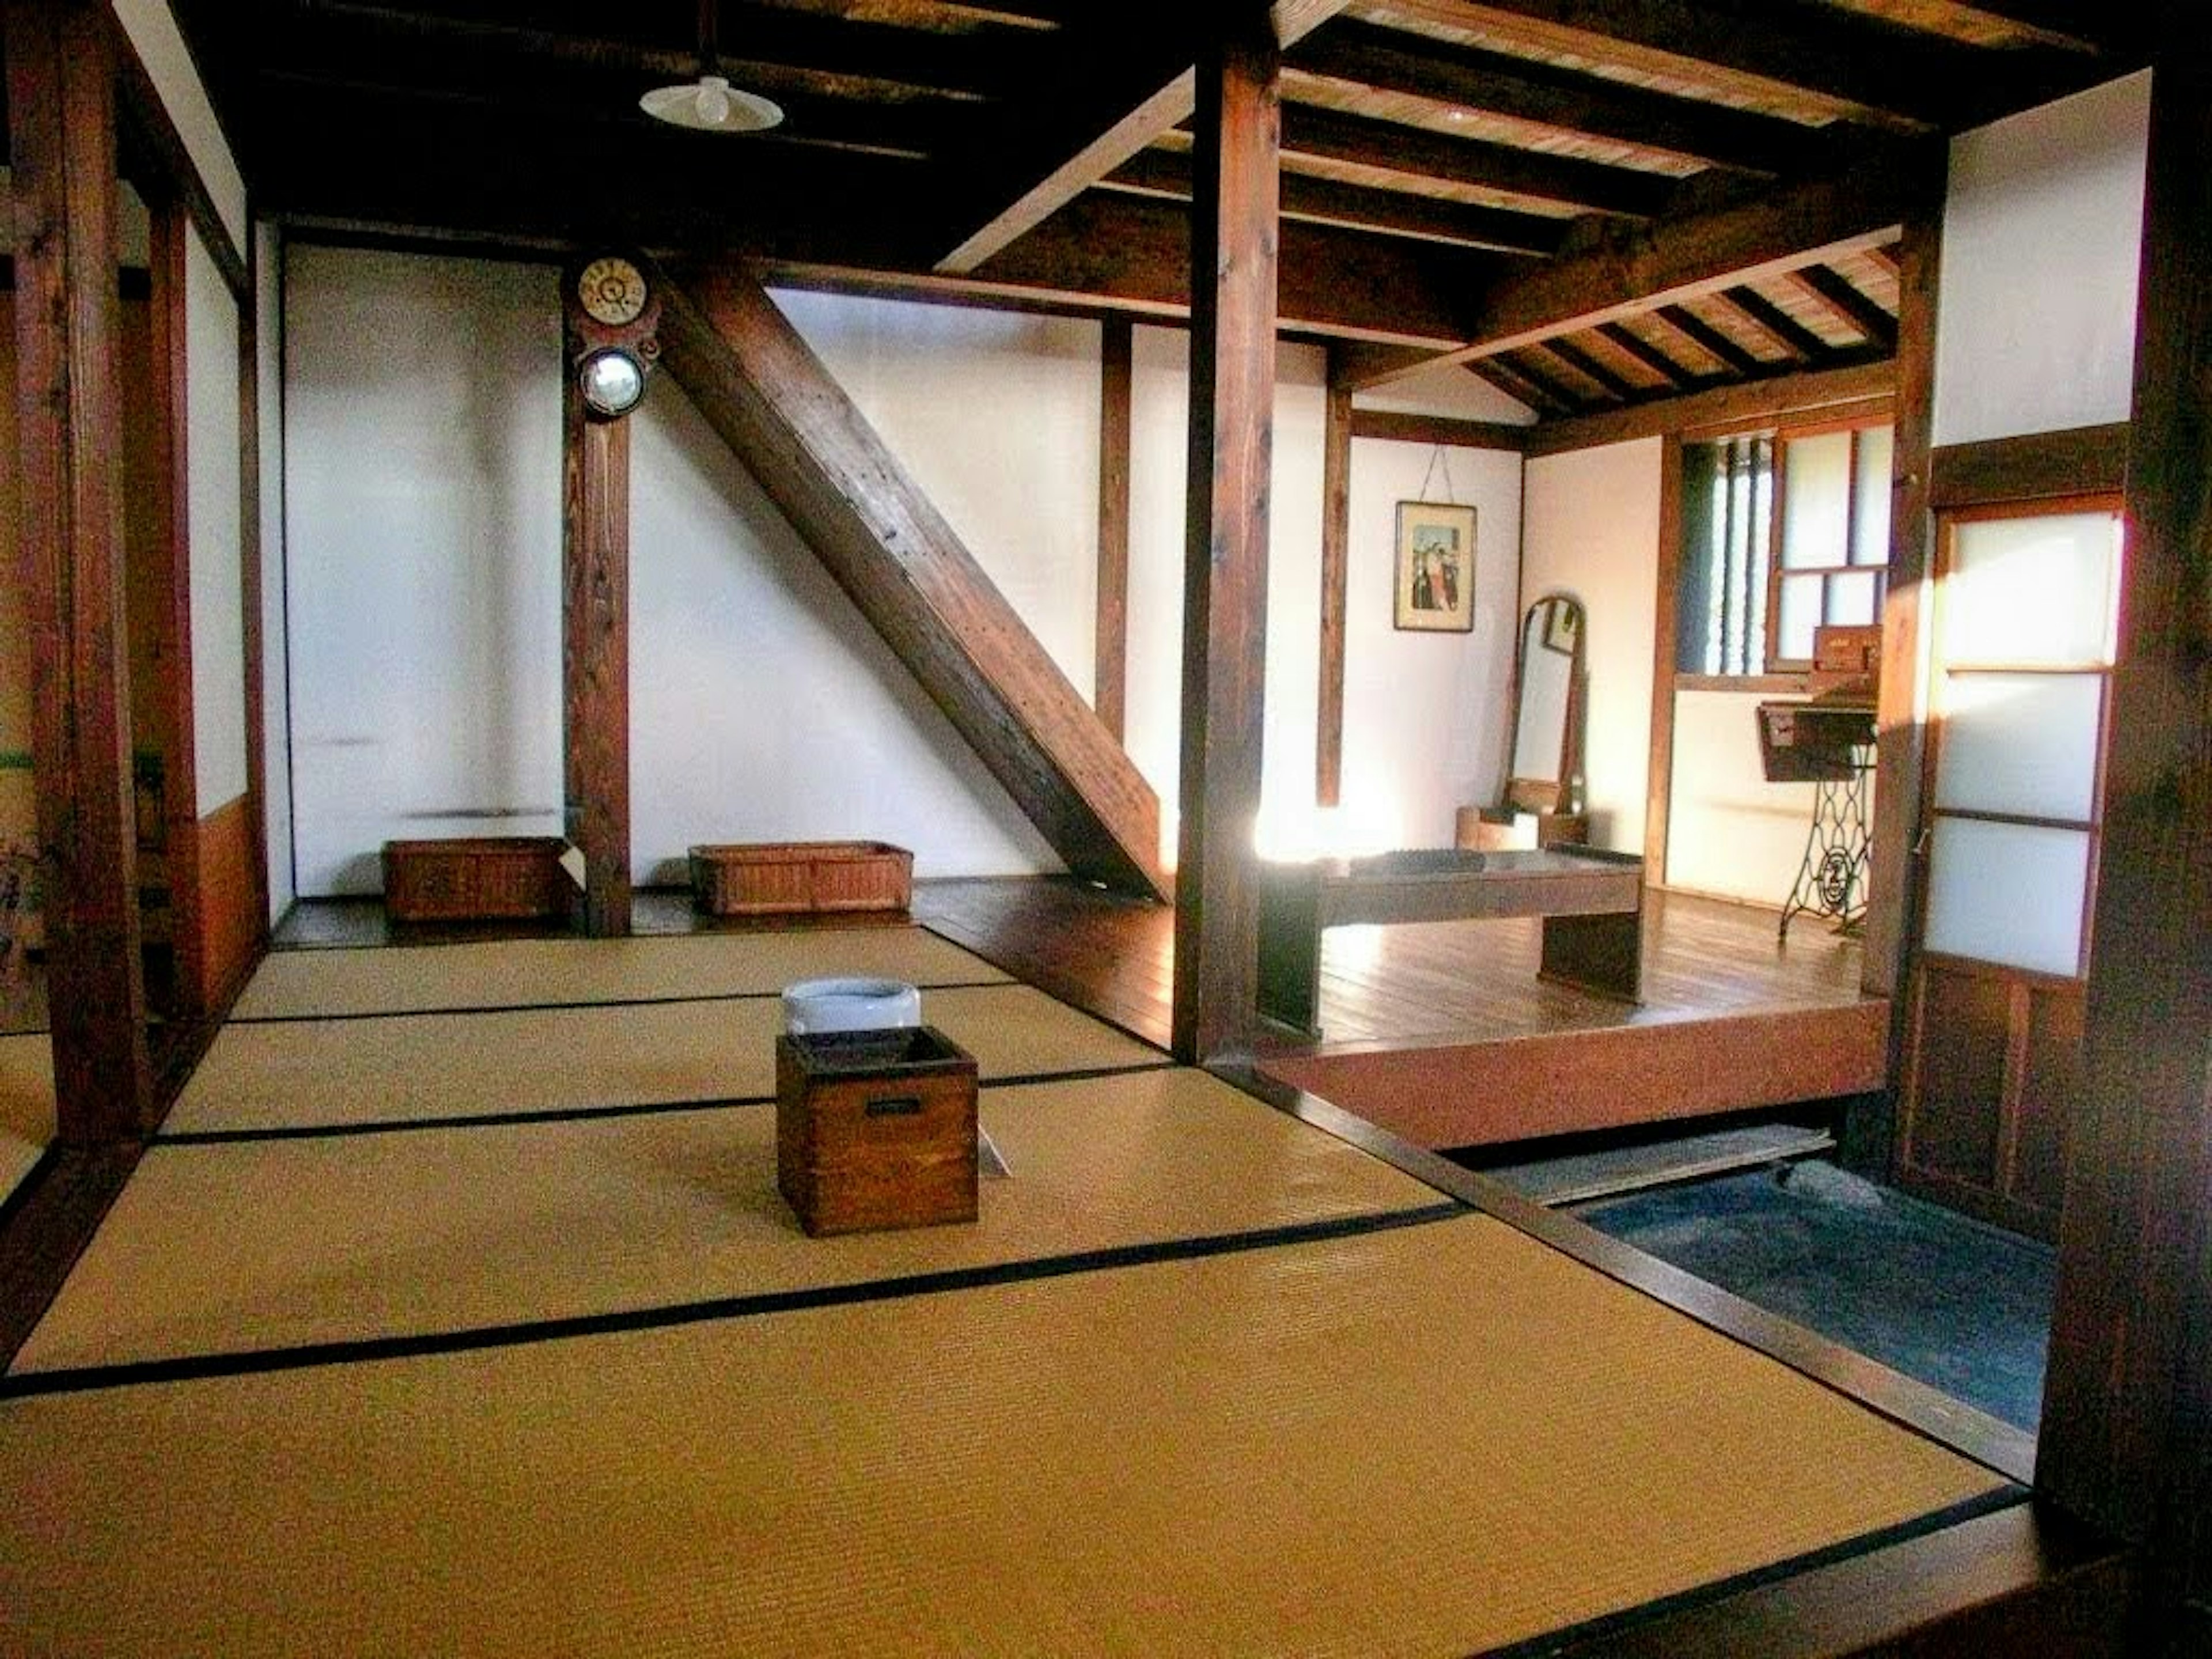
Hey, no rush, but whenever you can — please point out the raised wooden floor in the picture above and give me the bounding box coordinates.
[914,877,1888,1151]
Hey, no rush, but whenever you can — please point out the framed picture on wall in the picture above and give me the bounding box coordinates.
[1393,502,1477,632]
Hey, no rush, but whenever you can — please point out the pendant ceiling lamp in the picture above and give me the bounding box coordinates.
[641,0,783,133]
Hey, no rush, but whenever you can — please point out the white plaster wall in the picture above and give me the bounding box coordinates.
[282,248,565,895]
[111,0,247,256]
[1664,690,1884,909]
[1934,71,2150,446]
[1519,439,1661,853]
[628,374,1059,884]
[1354,361,1537,425]
[771,292,1102,692]
[257,222,294,919]
[1123,330,1524,863]
[186,222,248,815]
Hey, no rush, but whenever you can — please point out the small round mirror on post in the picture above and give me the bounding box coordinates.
[577,347,646,419]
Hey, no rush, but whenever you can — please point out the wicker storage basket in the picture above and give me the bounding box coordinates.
[688,841,912,917]
[382,836,568,922]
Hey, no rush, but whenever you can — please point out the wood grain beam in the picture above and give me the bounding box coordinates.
[1347,409,1529,450]
[1522,359,1895,457]
[1101,146,1566,255]
[1278,103,1673,217]
[1385,0,2109,132]
[967,190,1485,346]
[1927,423,2131,510]
[2041,31,2212,1616]
[1175,6,1279,1064]
[4,0,156,1140]
[1290,16,1834,175]
[934,1,1350,273]
[1541,335,1641,401]
[654,259,1169,900]
[1094,317,1132,741]
[1353,154,1931,387]
[561,379,632,938]
[1317,358,1351,807]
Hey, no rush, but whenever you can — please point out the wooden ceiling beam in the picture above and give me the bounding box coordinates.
[1277,103,1674,217]
[1460,356,1552,415]
[1100,146,1565,254]
[1656,301,1762,374]
[1524,359,1896,457]
[930,0,1353,274]
[271,2,1032,100]
[1500,347,1589,412]
[1792,263,1900,350]
[1289,16,1834,175]
[1349,149,1936,388]
[1938,2,2153,55]
[1540,336,1641,402]
[1381,0,2112,132]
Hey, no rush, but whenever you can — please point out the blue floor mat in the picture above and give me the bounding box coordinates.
[1573,1161,2055,1432]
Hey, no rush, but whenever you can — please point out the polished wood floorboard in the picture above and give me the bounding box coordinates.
[914,877,1869,1055]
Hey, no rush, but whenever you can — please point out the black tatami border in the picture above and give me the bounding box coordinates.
[0,1200,1466,1399]
[148,1058,1185,1145]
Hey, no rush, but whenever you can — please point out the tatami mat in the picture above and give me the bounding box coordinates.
[230,927,1008,1021]
[0,1214,2011,1658]
[14,1069,1445,1373]
[167,983,1160,1134]
[0,1033,55,1207]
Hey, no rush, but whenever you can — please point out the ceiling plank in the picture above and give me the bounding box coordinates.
[1350,149,1937,387]
[1463,354,1564,415]
[1938,2,2153,54]
[1792,263,1900,350]
[1101,146,1565,253]
[1540,335,1641,401]
[1525,360,1896,457]
[1501,348,1590,412]
[1382,0,2113,131]
[1289,16,1835,175]
[1597,319,1699,387]
[1278,103,1675,217]
[1655,302,1762,374]
[1719,283,1834,361]
[932,0,1353,273]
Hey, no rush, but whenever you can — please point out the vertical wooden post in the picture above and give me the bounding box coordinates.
[5,0,156,1138]
[1095,316,1132,741]
[1317,351,1351,807]
[1172,3,1278,1066]
[2040,36,2212,1647]
[1854,192,1945,1181]
[1642,433,1684,878]
[561,380,632,938]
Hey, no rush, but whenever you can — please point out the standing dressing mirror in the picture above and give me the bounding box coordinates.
[1458,593,1588,849]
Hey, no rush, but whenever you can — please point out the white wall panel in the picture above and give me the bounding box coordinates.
[283,248,565,895]
[1934,71,2150,446]
[186,222,248,815]
[1520,440,1661,853]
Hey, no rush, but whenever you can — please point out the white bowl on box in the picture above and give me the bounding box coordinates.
[781,977,922,1035]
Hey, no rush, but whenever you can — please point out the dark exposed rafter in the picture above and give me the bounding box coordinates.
[1657,302,1763,374]
[1597,319,1699,388]
[1719,283,1833,362]
[1792,263,1900,350]
[1100,145,1565,255]
[1277,103,1676,218]
[1289,16,1832,175]
[1540,335,1641,402]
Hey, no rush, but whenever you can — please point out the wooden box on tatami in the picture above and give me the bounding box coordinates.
[775,1027,979,1237]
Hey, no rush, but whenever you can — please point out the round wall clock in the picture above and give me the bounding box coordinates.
[577,256,649,327]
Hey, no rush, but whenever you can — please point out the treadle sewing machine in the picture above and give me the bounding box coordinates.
[1758,625,1881,941]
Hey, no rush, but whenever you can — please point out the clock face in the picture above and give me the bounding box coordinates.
[577,256,647,327]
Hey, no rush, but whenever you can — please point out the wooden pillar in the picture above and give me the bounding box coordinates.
[2040,40,2212,1649]
[561,381,632,937]
[1317,352,1350,807]
[1642,433,1683,877]
[1171,4,1278,1066]
[5,0,156,1138]
[1095,317,1132,741]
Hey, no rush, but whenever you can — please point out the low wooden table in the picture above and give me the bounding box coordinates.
[1257,846,1644,1036]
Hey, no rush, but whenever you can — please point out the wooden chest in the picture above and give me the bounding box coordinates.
[776,1026,978,1237]
[690,840,912,917]
[382,836,569,923]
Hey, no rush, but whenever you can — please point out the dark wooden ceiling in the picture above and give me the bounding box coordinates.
[165,0,2147,412]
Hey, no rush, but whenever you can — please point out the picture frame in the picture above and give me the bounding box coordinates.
[1393,502,1478,632]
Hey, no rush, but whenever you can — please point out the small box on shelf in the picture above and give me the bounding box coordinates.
[776,1025,978,1237]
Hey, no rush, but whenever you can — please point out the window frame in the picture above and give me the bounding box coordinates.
[1763,415,1893,673]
